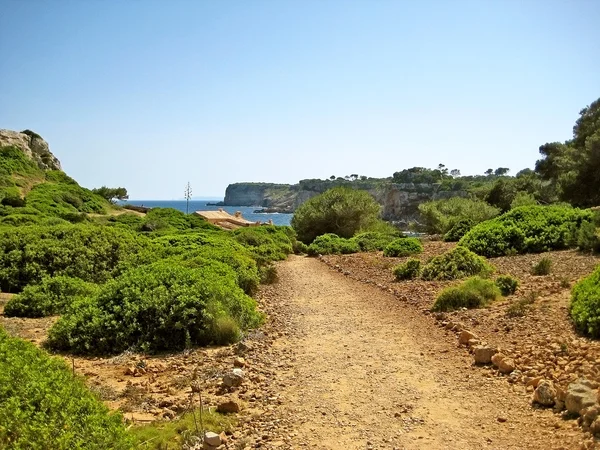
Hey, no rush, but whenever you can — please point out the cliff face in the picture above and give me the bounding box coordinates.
[0,129,62,171]
[223,180,466,224]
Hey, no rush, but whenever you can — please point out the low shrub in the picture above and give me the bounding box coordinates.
[383,238,423,257]
[259,264,278,284]
[460,205,592,257]
[418,197,500,235]
[0,224,148,293]
[432,277,501,312]
[577,220,600,253]
[48,260,262,354]
[307,234,360,256]
[4,276,99,318]
[506,293,537,318]
[570,266,600,337]
[1,195,26,207]
[293,240,309,254]
[421,246,493,281]
[234,225,293,265]
[0,328,133,448]
[352,232,398,252]
[393,259,421,280]
[443,219,474,242]
[531,257,552,276]
[495,275,519,296]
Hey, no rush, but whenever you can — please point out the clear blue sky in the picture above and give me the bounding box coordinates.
[1,0,598,199]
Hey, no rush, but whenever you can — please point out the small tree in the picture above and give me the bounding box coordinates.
[92,186,129,203]
[291,187,381,243]
[184,182,192,214]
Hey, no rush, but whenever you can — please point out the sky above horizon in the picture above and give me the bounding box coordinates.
[1,1,599,199]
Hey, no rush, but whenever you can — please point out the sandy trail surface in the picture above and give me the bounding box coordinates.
[257,255,581,450]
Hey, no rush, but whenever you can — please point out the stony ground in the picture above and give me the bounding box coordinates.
[2,244,600,449]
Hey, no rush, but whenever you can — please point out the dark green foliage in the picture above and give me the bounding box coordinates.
[577,213,600,252]
[293,240,309,254]
[421,246,493,281]
[432,277,501,312]
[259,264,278,284]
[91,186,129,202]
[26,181,108,219]
[48,261,262,354]
[0,224,147,293]
[0,328,133,449]
[570,265,600,337]
[418,197,500,235]
[383,238,423,257]
[535,98,600,207]
[459,205,592,257]
[233,226,293,266]
[393,259,421,280]
[495,275,519,296]
[4,276,99,318]
[352,231,398,252]
[531,257,552,276]
[307,233,360,256]
[1,195,26,207]
[443,219,474,242]
[292,187,381,243]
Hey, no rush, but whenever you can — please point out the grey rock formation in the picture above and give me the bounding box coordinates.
[0,129,61,171]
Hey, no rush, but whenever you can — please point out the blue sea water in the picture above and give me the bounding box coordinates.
[124,200,293,226]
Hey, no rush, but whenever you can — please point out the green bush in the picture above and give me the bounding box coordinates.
[4,276,99,318]
[418,197,500,235]
[495,275,519,296]
[577,220,600,252]
[352,231,398,252]
[383,238,423,257]
[432,277,501,312]
[307,233,360,256]
[292,187,381,243]
[443,219,474,242]
[139,208,217,233]
[1,195,26,207]
[233,226,293,265]
[531,257,552,276]
[48,260,262,354]
[259,264,278,284]
[293,240,309,254]
[421,246,493,281]
[0,328,133,449]
[393,259,421,280]
[460,205,592,257]
[0,224,147,293]
[570,266,600,337]
[26,181,108,218]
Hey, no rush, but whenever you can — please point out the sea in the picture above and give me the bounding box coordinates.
[123,200,293,226]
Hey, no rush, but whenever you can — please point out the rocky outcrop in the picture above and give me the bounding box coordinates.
[223,180,466,224]
[0,129,61,171]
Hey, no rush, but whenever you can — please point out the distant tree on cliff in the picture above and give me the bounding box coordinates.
[291,187,381,243]
[494,167,510,176]
[329,175,336,180]
[92,186,128,203]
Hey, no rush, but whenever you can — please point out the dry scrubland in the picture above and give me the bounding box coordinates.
[3,242,600,449]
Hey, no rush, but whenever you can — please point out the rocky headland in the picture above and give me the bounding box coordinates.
[224,180,466,225]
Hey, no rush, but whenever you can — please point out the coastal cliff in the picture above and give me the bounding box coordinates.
[0,129,62,171]
[223,180,466,224]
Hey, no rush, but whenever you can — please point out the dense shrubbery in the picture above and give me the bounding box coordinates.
[393,259,421,280]
[292,187,382,243]
[0,224,147,293]
[352,231,398,252]
[383,238,423,257]
[139,208,217,232]
[570,265,600,338]
[459,205,592,257]
[307,233,359,256]
[0,328,133,449]
[495,275,519,296]
[48,260,262,354]
[233,226,294,265]
[418,197,500,235]
[443,219,474,242]
[432,277,501,312]
[421,246,493,281]
[577,211,600,253]
[4,276,99,318]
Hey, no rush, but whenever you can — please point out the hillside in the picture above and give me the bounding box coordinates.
[0,129,116,225]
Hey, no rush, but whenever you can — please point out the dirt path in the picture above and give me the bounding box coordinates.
[255,256,583,450]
